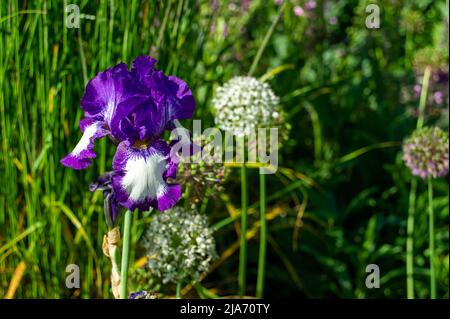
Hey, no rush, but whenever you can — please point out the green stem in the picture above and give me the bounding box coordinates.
[405,65,431,299]
[184,184,191,209]
[238,157,248,298]
[176,281,182,299]
[428,177,436,299]
[200,186,211,215]
[406,178,417,299]
[256,172,267,298]
[120,210,133,299]
[248,2,286,76]
[417,66,431,130]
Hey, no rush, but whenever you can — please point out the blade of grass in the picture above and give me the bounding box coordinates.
[4,261,26,299]
[248,2,286,76]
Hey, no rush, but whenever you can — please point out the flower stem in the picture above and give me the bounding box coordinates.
[238,159,248,298]
[417,66,431,130]
[256,172,267,298]
[405,65,431,299]
[406,178,417,299]
[176,281,182,299]
[427,177,436,299]
[184,184,191,209]
[120,210,132,299]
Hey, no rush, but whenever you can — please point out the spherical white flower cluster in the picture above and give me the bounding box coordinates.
[143,207,217,284]
[212,76,283,136]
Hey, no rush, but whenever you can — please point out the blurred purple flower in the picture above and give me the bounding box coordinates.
[434,91,444,105]
[293,6,304,17]
[435,70,449,85]
[241,0,251,11]
[305,0,316,10]
[413,84,422,98]
[210,23,216,33]
[211,0,220,11]
[403,126,449,179]
[223,24,229,37]
[329,16,338,25]
[274,0,283,6]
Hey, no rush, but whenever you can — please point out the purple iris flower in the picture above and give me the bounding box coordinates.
[62,55,195,212]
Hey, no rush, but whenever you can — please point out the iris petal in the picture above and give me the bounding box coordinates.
[81,63,148,140]
[81,63,147,124]
[131,55,157,80]
[143,70,195,127]
[62,62,149,169]
[166,75,196,120]
[106,56,196,146]
[60,119,108,169]
[81,63,128,120]
[117,99,165,145]
[112,139,181,211]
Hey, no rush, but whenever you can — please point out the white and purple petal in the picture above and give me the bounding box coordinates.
[80,62,149,140]
[112,140,181,212]
[61,119,108,170]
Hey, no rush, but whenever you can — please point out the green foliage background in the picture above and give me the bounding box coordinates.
[0,0,448,298]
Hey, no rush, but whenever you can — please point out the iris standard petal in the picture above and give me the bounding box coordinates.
[60,119,108,169]
[144,70,195,126]
[131,55,157,80]
[112,139,181,212]
[166,75,196,120]
[80,62,148,140]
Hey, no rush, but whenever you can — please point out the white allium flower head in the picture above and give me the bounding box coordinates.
[143,207,217,284]
[212,76,284,137]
